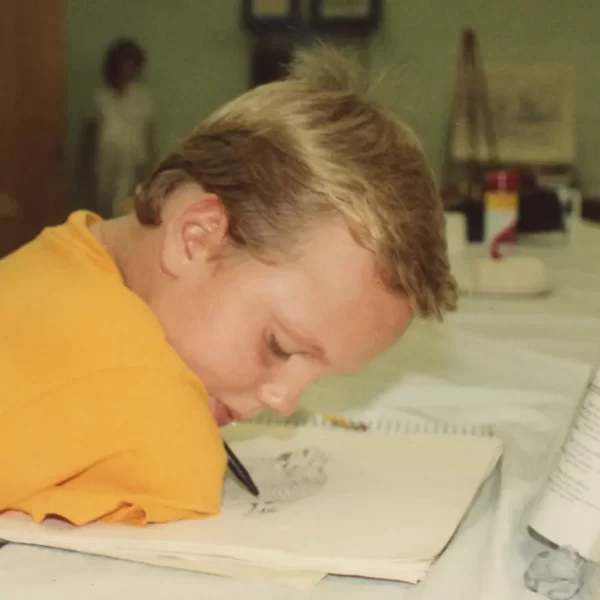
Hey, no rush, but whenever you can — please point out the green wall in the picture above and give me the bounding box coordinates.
[67,1,600,210]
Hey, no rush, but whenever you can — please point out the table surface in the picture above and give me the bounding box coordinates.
[1,215,599,600]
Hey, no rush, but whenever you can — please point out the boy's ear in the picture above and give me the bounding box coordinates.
[160,190,229,278]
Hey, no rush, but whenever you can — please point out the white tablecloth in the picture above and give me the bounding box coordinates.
[1,216,599,600]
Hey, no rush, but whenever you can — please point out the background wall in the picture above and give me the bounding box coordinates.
[67,0,600,209]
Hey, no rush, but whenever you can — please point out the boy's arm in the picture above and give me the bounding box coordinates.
[0,369,226,525]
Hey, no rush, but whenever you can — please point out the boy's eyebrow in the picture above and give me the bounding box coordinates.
[277,319,328,363]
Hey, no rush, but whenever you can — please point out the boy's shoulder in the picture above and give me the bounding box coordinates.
[0,213,192,388]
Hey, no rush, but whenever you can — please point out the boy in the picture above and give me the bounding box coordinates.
[0,45,456,526]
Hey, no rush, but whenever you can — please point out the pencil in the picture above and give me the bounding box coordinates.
[319,413,369,431]
[224,441,260,497]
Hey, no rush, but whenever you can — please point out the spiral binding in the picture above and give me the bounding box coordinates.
[251,410,494,437]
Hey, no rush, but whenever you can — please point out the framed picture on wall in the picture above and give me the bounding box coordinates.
[242,0,302,34]
[451,64,576,165]
[308,0,382,35]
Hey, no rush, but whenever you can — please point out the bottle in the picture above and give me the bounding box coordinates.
[484,170,519,259]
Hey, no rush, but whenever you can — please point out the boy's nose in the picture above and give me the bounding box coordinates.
[259,383,298,417]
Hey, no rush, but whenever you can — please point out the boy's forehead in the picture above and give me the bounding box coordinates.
[267,224,411,371]
[264,219,398,315]
[294,220,386,301]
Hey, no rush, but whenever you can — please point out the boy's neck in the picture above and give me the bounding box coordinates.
[91,216,156,301]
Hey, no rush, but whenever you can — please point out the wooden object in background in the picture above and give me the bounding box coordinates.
[0,0,66,258]
[442,29,497,206]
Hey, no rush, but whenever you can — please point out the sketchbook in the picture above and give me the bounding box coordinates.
[528,366,600,562]
[0,416,502,588]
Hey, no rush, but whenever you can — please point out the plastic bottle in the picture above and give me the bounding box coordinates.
[484,170,519,259]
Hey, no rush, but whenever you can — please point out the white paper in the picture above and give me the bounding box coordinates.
[529,369,600,560]
[70,546,327,590]
[0,425,502,583]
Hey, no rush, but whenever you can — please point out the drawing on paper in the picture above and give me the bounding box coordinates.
[451,64,575,164]
[223,448,329,516]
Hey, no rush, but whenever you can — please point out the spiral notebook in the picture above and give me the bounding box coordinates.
[0,413,502,589]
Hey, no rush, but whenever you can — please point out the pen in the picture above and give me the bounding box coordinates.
[224,441,260,497]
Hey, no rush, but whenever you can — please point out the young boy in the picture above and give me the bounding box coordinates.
[0,45,456,526]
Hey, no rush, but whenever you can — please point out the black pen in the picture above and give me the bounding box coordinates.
[224,441,260,497]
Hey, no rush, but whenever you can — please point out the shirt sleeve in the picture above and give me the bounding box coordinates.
[0,368,226,526]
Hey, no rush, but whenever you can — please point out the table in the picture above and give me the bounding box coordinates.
[1,215,598,600]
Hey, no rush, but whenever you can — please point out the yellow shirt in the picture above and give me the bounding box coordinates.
[0,211,226,526]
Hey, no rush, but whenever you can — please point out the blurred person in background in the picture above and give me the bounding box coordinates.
[80,38,157,217]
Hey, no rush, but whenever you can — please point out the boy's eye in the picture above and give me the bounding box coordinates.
[268,334,293,361]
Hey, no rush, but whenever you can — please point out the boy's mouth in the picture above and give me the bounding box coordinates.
[209,396,237,427]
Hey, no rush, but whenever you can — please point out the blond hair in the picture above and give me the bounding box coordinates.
[134,44,457,319]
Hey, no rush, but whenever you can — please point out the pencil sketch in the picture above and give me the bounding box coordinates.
[223,448,329,517]
[452,64,575,164]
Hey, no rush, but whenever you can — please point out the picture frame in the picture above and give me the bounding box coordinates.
[308,0,382,35]
[242,0,302,34]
